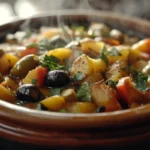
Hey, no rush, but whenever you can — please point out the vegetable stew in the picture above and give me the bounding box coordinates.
[0,23,149,113]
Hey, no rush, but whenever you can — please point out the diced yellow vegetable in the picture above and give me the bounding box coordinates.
[5,77,19,91]
[61,89,78,102]
[0,53,18,74]
[88,57,107,73]
[0,84,16,103]
[80,39,104,54]
[65,102,96,113]
[107,46,130,64]
[40,95,65,111]
[47,48,72,60]
[70,54,93,77]
[22,69,36,85]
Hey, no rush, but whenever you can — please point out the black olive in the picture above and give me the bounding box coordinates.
[96,106,106,113]
[16,84,42,102]
[45,70,70,87]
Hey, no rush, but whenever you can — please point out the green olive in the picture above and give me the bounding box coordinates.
[10,54,39,78]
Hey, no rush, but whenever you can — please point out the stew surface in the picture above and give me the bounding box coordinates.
[0,23,149,113]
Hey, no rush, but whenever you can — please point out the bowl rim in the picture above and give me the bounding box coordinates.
[0,9,150,129]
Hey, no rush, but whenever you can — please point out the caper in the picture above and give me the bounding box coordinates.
[10,54,39,78]
[16,84,42,102]
[45,70,70,87]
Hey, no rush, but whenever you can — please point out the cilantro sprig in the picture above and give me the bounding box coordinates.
[71,72,85,82]
[50,88,62,96]
[77,82,91,102]
[131,68,148,92]
[40,55,65,70]
[100,46,108,65]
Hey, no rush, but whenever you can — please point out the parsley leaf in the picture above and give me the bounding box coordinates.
[131,68,148,92]
[40,55,65,70]
[27,43,39,49]
[99,46,108,65]
[71,72,85,82]
[106,80,118,89]
[50,88,62,96]
[32,78,37,85]
[77,82,91,102]
[108,47,122,56]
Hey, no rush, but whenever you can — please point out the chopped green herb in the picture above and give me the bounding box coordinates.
[40,55,65,70]
[71,71,85,82]
[63,59,71,71]
[106,80,118,89]
[27,43,39,49]
[77,82,91,102]
[108,47,122,56]
[99,46,108,65]
[32,78,37,85]
[131,68,148,92]
[50,88,62,96]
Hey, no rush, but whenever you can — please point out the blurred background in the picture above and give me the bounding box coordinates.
[0,0,150,25]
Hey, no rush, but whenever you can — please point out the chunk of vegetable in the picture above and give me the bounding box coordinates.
[47,48,72,60]
[61,89,78,102]
[40,95,65,111]
[117,77,144,107]
[0,84,16,103]
[65,102,96,113]
[0,53,19,74]
[90,81,122,112]
[23,66,47,86]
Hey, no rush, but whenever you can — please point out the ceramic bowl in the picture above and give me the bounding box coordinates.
[0,10,150,149]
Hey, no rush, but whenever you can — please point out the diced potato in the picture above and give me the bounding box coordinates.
[0,53,18,74]
[61,89,78,102]
[107,46,130,64]
[70,54,93,77]
[84,73,103,85]
[131,39,150,54]
[5,77,19,91]
[65,102,96,113]
[0,84,16,103]
[88,57,107,73]
[106,61,128,81]
[90,81,122,112]
[117,77,144,107]
[47,48,72,60]
[80,39,104,54]
[40,95,65,111]
[22,66,47,86]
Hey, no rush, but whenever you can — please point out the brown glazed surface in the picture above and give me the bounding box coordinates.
[0,10,150,148]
